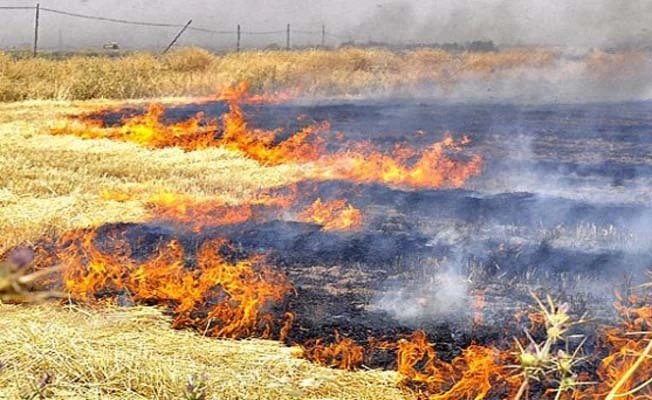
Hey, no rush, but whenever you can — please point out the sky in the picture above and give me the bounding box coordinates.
[1,0,651,50]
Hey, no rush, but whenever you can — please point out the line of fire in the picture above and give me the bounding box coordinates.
[2,81,650,399]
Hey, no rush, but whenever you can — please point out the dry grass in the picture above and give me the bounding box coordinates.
[0,47,562,101]
[0,303,407,400]
[0,99,303,254]
[0,99,411,399]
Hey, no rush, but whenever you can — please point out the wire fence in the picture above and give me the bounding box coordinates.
[0,4,350,55]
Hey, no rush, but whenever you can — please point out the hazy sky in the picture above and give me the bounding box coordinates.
[1,0,651,50]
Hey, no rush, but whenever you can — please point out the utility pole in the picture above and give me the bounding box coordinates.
[236,24,241,52]
[321,24,325,47]
[162,19,192,54]
[58,29,63,51]
[286,24,290,50]
[33,3,40,57]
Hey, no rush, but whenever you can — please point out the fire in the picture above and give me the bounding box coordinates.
[145,192,255,232]
[586,294,652,400]
[313,137,483,189]
[50,229,294,340]
[298,198,363,231]
[142,186,302,231]
[594,327,651,400]
[472,291,486,326]
[218,81,301,105]
[301,332,366,370]
[218,84,329,165]
[51,84,328,166]
[51,103,219,150]
[51,82,483,190]
[396,331,518,399]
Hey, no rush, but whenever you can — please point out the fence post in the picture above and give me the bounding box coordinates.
[236,24,241,52]
[33,3,40,57]
[286,24,290,50]
[162,19,192,54]
[321,24,325,47]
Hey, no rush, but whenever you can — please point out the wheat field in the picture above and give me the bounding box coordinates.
[0,304,407,400]
[0,47,561,101]
[2,47,650,399]
[0,98,305,255]
[0,91,414,399]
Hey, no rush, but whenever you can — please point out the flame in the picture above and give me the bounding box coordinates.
[51,82,483,190]
[312,137,483,189]
[472,291,486,326]
[396,331,519,399]
[301,331,366,370]
[50,103,220,150]
[218,81,301,105]
[145,192,255,232]
[218,85,329,165]
[51,84,328,166]
[593,327,651,399]
[143,186,302,232]
[52,229,294,340]
[585,294,652,400]
[95,184,301,233]
[298,198,363,231]
[29,83,652,399]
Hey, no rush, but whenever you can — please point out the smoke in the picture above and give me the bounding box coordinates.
[1,0,652,49]
[374,268,471,325]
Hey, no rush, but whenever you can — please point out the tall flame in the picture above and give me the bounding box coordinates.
[396,331,519,399]
[53,229,294,340]
[50,82,483,190]
[218,82,329,165]
[586,294,651,399]
[313,138,483,189]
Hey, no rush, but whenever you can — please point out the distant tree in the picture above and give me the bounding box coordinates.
[466,41,498,52]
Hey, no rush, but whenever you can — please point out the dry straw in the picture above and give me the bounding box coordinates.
[0,304,407,399]
[0,47,562,102]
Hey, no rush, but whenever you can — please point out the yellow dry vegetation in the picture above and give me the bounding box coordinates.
[3,48,648,400]
[0,303,408,400]
[0,97,412,399]
[0,99,303,254]
[0,47,560,101]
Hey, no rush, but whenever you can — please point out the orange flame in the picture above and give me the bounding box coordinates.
[218,81,301,105]
[50,103,219,150]
[584,294,652,400]
[51,82,483,190]
[142,186,302,231]
[145,193,255,232]
[301,331,366,370]
[313,137,483,189]
[396,331,519,399]
[472,291,486,326]
[218,84,329,165]
[298,198,363,231]
[53,229,294,340]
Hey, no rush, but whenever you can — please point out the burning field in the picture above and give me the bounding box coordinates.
[1,82,651,399]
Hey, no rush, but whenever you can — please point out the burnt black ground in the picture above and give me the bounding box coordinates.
[82,100,652,366]
[94,99,652,194]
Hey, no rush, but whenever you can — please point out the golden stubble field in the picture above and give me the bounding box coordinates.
[0,98,304,255]
[0,97,413,400]
[1,48,650,399]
